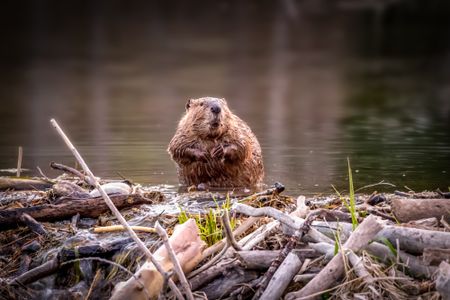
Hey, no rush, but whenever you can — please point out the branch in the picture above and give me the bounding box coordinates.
[50,119,181,299]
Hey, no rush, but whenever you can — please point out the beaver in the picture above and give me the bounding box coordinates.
[168,97,264,188]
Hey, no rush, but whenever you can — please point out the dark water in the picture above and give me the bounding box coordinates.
[1,1,449,195]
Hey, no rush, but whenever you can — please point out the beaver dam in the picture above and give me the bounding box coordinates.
[0,121,450,300]
[1,173,450,299]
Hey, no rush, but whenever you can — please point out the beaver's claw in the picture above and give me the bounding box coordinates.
[211,144,224,159]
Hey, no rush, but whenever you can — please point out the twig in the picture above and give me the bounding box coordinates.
[221,210,242,251]
[241,220,280,250]
[93,225,156,234]
[50,161,94,186]
[36,166,54,183]
[355,180,396,192]
[233,203,304,230]
[17,146,23,177]
[84,269,102,300]
[50,119,182,299]
[394,190,411,197]
[238,182,285,202]
[155,221,194,300]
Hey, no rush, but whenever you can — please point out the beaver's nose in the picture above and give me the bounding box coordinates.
[210,104,221,114]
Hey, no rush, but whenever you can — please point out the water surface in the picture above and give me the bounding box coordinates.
[1,1,449,195]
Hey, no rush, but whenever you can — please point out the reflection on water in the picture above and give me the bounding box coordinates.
[0,1,449,194]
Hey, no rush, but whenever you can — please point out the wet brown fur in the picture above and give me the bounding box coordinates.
[168,97,264,188]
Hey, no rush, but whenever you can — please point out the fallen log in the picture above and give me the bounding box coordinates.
[111,219,206,300]
[313,221,450,256]
[285,215,384,300]
[0,192,163,229]
[376,225,450,255]
[391,198,450,222]
[0,177,53,191]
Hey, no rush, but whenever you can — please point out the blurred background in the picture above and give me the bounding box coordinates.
[0,0,449,194]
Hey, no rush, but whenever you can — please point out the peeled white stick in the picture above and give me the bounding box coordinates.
[155,221,194,300]
[50,119,182,300]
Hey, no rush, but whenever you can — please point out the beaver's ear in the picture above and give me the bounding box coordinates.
[185,99,192,111]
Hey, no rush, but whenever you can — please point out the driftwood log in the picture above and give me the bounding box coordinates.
[313,221,450,256]
[376,225,450,255]
[391,198,450,222]
[0,177,53,191]
[0,192,163,229]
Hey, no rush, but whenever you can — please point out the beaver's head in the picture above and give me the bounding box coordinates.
[183,97,231,138]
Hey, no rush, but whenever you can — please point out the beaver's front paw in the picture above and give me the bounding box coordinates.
[193,149,210,163]
[223,145,239,162]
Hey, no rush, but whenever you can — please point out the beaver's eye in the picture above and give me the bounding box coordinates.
[200,102,204,107]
